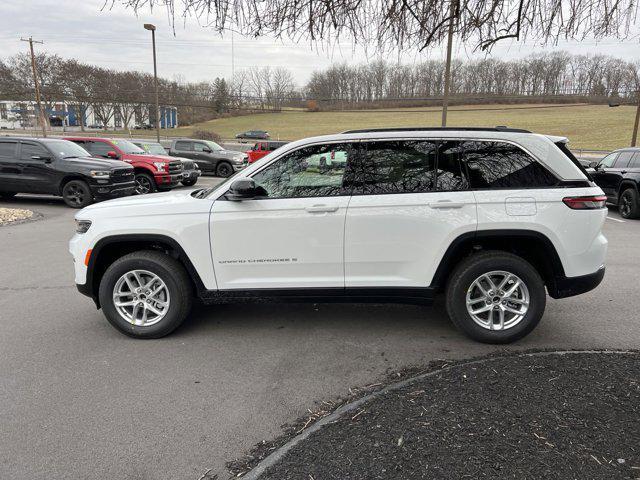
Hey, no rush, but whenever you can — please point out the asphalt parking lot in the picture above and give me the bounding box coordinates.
[1,182,639,480]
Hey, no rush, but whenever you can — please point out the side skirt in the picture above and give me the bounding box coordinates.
[198,287,436,306]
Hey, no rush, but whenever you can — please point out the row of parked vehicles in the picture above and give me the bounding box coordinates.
[0,136,252,208]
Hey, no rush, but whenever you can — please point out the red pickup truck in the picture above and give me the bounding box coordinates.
[246,141,288,164]
[64,137,183,194]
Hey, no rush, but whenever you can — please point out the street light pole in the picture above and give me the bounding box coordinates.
[441,0,458,127]
[144,23,161,142]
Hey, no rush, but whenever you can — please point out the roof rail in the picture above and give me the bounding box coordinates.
[340,126,532,134]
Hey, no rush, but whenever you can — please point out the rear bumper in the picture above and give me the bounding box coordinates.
[549,266,605,299]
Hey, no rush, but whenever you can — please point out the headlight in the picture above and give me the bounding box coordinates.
[90,170,110,178]
[75,219,92,234]
[153,162,166,172]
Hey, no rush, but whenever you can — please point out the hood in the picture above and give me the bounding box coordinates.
[124,153,173,163]
[82,189,197,211]
[67,156,131,170]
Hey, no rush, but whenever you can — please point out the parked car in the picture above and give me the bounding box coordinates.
[590,147,640,219]
[0,137,134,208]
[71,127,607,343]
[87,124,104,129]
[166,138,247,177]
[247,141,288,163]
[132,141,201,187]
[235,130,270,141]
[64,137,183,194]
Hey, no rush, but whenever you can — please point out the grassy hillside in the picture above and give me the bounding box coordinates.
[170,103,634,150]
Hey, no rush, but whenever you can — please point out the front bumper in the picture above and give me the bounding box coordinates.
[549,266,605,299]
[155,173,183,188]
[182,169,201,180]
[90,181,136,199]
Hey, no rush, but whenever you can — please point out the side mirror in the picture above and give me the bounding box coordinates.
[203,148,212,153]
[107,151,119,159]
[226,178,257,201]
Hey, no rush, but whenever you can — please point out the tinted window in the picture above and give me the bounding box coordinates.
[20,142,49,160]
[0,141,17,159]
[614,151,634,168]
[252,143,352,198]
[46,140,90,158]
[599,153,618,168]
[435,141,469,191]
[174,141,192,151]
[351,140,437,195]
[629,153,640,169]
[463,141,558,189]
[87,142,114,158]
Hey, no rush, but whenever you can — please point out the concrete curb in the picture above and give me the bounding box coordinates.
[238,349,639,480]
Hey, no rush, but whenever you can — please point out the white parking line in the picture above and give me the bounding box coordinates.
[606,216,626,223]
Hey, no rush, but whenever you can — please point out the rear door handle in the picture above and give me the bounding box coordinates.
[621,170,627,174]
[429,200,465,209]
[306,204,339,213]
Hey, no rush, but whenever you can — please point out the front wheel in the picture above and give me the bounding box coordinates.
[216,161,233,178]
[134,172,157,195]
[98,250,193,338]
[619,188,639,219]
[445,251,546,344]
[62,180,93,208]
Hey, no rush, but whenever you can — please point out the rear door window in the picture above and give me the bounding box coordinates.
[462,141,558,189]
[434,141,469,191]
[351,140,437,195]
[174,141,192,151]
[614,151,634,168]
[20,142,49,160]
[629,153,640,169]
[0,141,18,160]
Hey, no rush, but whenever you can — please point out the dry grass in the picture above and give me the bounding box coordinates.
[168,103,634,150]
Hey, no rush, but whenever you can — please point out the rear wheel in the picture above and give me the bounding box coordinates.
[134,172,157,195]
[445,251,546,344]
[0,192,17,199]
[216,161,233,178]
[62,180,93,208]
[181,178,197,187]
[618,188,640,219]
[98,250,193,338]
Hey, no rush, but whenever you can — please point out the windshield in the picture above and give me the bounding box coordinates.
[111,139,146,154]
[137,142,167,155]
[46,140,91,158]
[203,140,224,151]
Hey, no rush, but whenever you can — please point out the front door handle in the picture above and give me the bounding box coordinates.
[620,170,627,174]
[306,204,339,213]
[429,200,465,209]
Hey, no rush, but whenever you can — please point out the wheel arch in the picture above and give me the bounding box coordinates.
[618,180,639,197]
[86,234,205,308]
[59,175,89,195]
[431,230,567,298]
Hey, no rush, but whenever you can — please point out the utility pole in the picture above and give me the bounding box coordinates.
[441,0,457,127]
[20,36,47,137]
[144,23,161,142]
[632,91,640,147]
[231,30,235,79]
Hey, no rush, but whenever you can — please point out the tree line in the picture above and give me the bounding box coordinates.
[305,52,640,108]
[1,51,638,130]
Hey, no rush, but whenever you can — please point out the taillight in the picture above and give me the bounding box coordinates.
[562,195,607,210]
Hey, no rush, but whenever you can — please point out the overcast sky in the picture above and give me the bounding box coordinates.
[1,0,639,87]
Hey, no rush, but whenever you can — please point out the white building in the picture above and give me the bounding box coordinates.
[0,100,178,130]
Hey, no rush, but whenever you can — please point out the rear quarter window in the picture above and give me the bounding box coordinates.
[463,141,558,189]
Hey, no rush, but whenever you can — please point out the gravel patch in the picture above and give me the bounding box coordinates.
[0,207,35,226]
[240,351,639,480]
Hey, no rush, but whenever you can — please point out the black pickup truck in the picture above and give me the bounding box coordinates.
[591,147,640,219]
[0,137,135,208]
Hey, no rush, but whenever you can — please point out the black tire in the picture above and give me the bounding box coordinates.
[445,251,546,344]
[134,172,157,195]
[0,192,17,199]
[98,250,193,339]
[618,188,640,219]
[216,161,233,178]
[181,178,197,187]
[62,180,93,208]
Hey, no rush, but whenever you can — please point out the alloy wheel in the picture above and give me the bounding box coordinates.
[65,184,86,206]
[620,191,632,218]
[465,270,530,331]
[112,269,171,326]
[135,176,152,195]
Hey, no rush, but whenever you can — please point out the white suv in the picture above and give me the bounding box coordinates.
[70,127,608,343]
